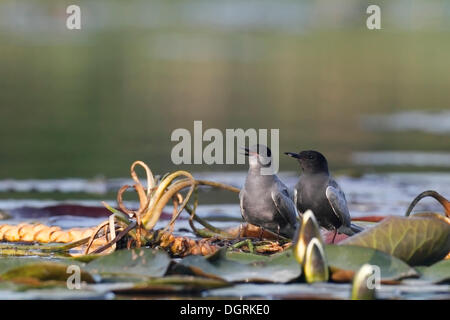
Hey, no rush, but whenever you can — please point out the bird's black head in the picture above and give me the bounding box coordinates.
[243,144,272,168]
[285,150,329,174]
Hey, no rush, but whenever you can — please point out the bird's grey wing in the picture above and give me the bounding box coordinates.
[273,176,294,199]
[271,190,298,226]
[325,185,351,227]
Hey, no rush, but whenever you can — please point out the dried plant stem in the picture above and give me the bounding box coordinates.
[405,190,450,217]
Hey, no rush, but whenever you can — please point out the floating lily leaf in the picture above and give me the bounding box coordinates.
[341,213,450,266]
[105,275,230,294]
[1,262,94,283]
[177,249,301,283]
[85,248,171,278]
[325,244,417,281]
[225,251,271,262]
[0,257,85,275]
[417,259,450,283]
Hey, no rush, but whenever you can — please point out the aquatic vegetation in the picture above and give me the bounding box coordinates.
[293,210,321,265]
[341,213,450,265]
[405,190,450,218]
[325,245,417,282]
[178,248,301,283]
[0,224,101,244]
[0,162,448,299]
[303,238,329,283]
[351,264,377,300]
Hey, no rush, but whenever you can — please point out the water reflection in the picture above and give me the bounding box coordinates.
[352,151,450,167]
[361,111,450,135]
[1,0,450,179]
[0,172,448,226]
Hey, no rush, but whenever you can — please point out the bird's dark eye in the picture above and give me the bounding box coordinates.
[308,154,314,160]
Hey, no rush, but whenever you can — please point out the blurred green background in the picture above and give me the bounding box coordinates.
[1,0,449,179]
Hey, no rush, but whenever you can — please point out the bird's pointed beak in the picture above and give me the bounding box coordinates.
[285,152,301,159]
[240,147,250,157]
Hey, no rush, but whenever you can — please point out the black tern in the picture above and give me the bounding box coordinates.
[240,144,299,238]
[285,150,362,239]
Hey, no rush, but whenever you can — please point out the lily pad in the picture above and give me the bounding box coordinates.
[85,248,171,278]
[325,244,418,281]
[177,249,301,283]
[225,251,272,262]
[340,213,450,265]
[105,275,230,294]
[0,257,85,274]
[1,262,94,283]
[417,259,450,283]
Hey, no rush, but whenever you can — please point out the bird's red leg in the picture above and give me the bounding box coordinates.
[331,228,338,244]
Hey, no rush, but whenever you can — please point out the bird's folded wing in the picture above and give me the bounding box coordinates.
[271,190,298,226]
[325,185,351,227]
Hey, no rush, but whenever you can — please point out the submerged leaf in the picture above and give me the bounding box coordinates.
[177,249,301,283]
[85,248,171,278]
[0,257,84,275]
[341,213,450,265]
[326,244,417,281]
[108,275,230,294]
[1,262,94,283]
[417,259,450,283]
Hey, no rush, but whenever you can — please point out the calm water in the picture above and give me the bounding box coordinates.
[0,0,449,227]
[1,0,450,181]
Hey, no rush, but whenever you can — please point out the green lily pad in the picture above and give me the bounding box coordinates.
[177,249,301,283]
[1,262,94,283]
[417,259,450,283]
[85,248,171,278]
[225,251,272,262]
[105,275,230,294]
[326,244,418,281]
[341,213,450,265]
[0,257,85,274]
